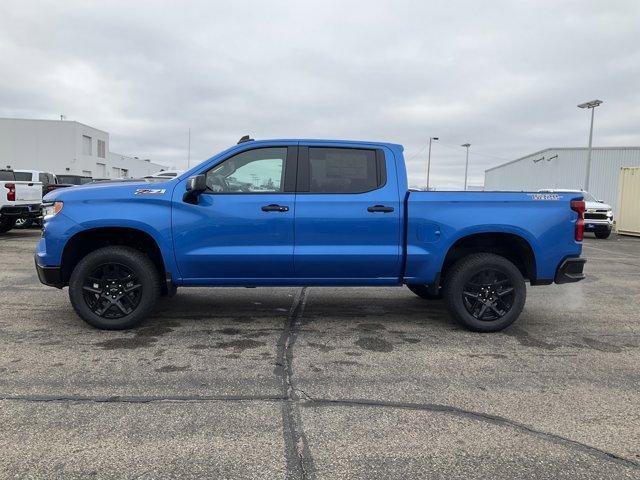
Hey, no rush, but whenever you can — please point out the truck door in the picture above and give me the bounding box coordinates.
[293,145,402,281]
[172,146,297,282]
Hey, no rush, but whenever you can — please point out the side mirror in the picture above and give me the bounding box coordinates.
[183,174,206,204]
[186,174,206,192]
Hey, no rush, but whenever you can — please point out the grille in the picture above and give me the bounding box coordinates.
[585,212,607,220]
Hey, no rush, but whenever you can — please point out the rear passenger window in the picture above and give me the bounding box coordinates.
[308,148,381,193]
[14,172,32,181]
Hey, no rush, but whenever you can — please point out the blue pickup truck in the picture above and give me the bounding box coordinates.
[35,138,586,332]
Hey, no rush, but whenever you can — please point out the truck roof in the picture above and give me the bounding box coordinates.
[236,138,404,150]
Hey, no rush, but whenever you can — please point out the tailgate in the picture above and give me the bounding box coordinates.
[13,181,42,203]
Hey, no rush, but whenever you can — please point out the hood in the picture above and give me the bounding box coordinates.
[584,200,611,211]
[43,178,174,202]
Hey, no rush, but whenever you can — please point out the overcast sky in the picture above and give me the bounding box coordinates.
[1,0,638,188]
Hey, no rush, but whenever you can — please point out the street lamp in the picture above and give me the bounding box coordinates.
[461,143,471,190]
[577,99,603,191]
[426,137,439,190]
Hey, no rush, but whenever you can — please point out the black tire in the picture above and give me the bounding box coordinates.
[69,246,160,330]
[594,229,611,239]
[407,284,443,300]
[444,253,526,332]
[15,218,33,229]
[0,217,16,234]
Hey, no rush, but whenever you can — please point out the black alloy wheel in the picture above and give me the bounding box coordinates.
[69,246,160,329]
[462,269,515,321]
[82,263,143,319]
[443,253,526,332]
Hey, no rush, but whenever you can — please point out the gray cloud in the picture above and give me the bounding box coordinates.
[1,0,638,188]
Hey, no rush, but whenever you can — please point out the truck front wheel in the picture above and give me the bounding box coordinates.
[443,253,526,332]
[69,246,160,330]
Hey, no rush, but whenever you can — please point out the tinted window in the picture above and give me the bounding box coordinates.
[308,148,379,193]
[0,170,15,181]
[14,172,32,181]
[205,147,287,193]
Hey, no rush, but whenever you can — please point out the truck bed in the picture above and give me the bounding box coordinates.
[404,191,583,285]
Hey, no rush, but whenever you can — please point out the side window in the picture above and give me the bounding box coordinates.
[39,173,47,183]
[308,148,381,193]
[205,147,287,193]
[14,172,32,181]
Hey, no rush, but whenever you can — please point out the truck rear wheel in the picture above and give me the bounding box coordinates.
[69,246,160,330]
[407,284,443,300]
[443,253,526,332]
[0,217,16,234]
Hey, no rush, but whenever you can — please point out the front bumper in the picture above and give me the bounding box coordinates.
[35,256,64,288]
[554,257,586,284]
[0,204,42,218]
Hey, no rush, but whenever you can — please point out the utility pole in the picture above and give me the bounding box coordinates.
[461,143,471,190]
[187,128,191,169]
[426,137,438,190]
[577,99,603,191]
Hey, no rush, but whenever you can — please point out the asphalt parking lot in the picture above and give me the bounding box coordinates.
[0,230,639,479]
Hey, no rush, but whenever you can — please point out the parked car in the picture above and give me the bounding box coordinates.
[144,169,184,181]
[0,169,43,233]
[55,174,93,186]
[539,189,613,238]
[36,138,586,332]
[12,170,58,227]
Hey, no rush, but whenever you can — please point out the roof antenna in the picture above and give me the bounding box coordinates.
[237,135,254,144]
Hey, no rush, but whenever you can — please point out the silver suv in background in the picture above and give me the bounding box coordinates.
[539,189,613,239]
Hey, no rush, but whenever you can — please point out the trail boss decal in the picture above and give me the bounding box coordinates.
[528,193,561,201]
[134,188,166,195]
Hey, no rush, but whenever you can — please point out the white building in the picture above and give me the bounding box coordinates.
[484,147,640,214]
[0,118,166,179]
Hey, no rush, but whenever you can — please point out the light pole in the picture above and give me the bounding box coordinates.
[426,137,438,190]
[577,99,603,191]
[461,143,471,190]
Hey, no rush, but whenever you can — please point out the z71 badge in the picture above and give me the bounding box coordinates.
[134,188,166,195]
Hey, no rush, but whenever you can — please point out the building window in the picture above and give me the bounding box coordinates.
[96,163,106,178]
[82,135,92,155]
[82,170,92,177]
[97,139,106,158]
[121,168,129,178]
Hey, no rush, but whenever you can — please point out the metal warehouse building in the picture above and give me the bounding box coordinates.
[0,118,166,179]
[484,147,640,214]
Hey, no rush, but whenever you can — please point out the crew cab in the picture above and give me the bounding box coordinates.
[0,169,42,233]
[35,138,586,332]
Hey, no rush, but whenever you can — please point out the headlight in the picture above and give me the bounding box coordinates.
[43,201,63,218]
[606,210,613,218]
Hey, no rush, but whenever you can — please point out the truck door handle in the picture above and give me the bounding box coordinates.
[261,204,289,212]
[367,205,394,213]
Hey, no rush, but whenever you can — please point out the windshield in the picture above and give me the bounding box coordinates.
[581,191,599,202]
[57,175,92,185]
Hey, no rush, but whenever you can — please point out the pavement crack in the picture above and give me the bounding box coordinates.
[276,287,316,480]
[0,394,285,404]
[303,397,640,470]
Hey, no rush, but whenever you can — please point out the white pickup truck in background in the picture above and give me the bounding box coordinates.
[0,169,43,234]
